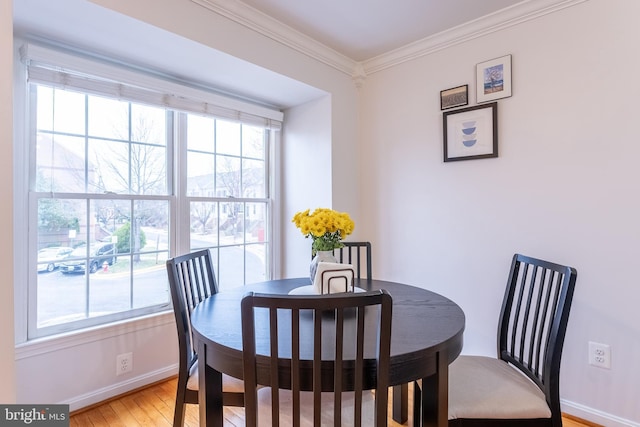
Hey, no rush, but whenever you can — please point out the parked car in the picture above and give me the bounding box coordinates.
[60,242,118,274]
[37,246,74,272]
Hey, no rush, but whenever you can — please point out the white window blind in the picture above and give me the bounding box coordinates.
[20,43,283,130]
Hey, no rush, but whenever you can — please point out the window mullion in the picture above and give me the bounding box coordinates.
[174,112,189,256]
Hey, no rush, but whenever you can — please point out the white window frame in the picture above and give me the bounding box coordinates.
[14,42,282,341]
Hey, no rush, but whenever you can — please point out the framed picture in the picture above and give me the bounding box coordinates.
[440,84,468,110]
[443,102,498,162]
[476,54,512,103]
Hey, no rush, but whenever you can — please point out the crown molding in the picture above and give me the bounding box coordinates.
[190,0,357,75]
[191,0,588,80]
[362,0,588,75]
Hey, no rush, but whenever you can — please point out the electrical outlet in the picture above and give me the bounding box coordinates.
[116,352,133,376]
[588,342,610,369]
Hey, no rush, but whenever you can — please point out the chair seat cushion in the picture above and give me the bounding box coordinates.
[449,355,552,420]
[256,388,377,426]
[186,360,245,393]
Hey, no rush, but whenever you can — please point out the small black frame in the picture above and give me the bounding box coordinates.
[440,84,468,110]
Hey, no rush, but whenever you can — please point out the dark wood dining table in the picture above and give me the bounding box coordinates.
[190,277,465,427]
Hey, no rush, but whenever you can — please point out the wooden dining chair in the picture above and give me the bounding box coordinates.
[241,289,393,427]
[413,253,577,427]
[166,249,245,427]
[314,241,372,280]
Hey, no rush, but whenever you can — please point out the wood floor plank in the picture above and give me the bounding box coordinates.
[139,387,174,424]
[157,379,179,406]
[70,411,92,427]
[120,394,156,426]
[85,408,108,426]
[108,399,140,426]
[133,393,172,427]
[96,404,127,427]
[71,377,595,427]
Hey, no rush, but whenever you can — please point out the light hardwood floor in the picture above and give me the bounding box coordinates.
[70,377,595,427]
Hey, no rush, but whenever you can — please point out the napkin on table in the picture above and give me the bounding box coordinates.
[312,262,355,294]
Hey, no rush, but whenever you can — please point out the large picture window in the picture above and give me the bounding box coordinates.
[23,45,279,338]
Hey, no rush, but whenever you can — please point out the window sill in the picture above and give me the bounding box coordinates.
[15,310,174,360]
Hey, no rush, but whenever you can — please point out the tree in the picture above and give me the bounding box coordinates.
[192,202,216,234]
[88,102,167,261]
[215,155,264,237]
[114,221,146,254]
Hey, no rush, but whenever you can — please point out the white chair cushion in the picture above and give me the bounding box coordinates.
[186,360,245,393]
[448,355,552,420]
[256,388,377,426]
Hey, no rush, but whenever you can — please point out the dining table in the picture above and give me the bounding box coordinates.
[190,277,465,427]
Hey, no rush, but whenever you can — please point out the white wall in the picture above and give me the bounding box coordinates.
[15,315,178,408]
[359,0,640,425]
[9,0,360,411]
[0,0,16,404]
[280,87,362,278]
[281,95,333,277]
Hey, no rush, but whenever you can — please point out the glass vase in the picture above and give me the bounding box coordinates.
[310,250,337,284]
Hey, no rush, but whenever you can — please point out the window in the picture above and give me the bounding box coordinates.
[22,44,281,338]
[185,115,270,288]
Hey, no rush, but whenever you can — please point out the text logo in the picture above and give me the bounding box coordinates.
[0,405,69,426]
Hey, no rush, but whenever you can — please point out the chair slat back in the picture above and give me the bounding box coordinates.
[242,290,392,427]
[498,253,577,418]
[167,250,218,367]
[330,241,373,280]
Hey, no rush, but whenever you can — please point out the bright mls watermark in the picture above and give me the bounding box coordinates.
[0,405,69,426]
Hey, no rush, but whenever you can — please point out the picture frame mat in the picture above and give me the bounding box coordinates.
[476,54,512,103]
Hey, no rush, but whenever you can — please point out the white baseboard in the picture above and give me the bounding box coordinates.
[562,398,640,427]
[63,364,179,412]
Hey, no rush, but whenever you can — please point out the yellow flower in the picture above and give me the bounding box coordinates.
[291,208,355,254]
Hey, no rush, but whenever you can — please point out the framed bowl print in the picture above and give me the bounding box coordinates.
[476,54,512,103]
[443,102,498,162]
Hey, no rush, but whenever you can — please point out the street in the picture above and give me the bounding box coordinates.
[36,240,266,328]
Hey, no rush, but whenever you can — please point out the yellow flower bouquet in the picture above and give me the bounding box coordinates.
[292,208,355,255]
